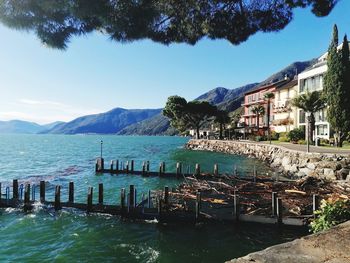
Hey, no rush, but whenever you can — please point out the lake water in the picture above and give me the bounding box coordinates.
[0,135,307,262]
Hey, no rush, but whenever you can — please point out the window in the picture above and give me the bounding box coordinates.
[317,124,328,136]
[300,75,324,93]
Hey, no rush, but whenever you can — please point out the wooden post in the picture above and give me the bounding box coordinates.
[253,165,257,183]
[110,160,114,171]
[195,164,200,176]
[121,188,126,211]
[142,162,146,176]
[313,194,319,216]
[116,160,119,172]
[95,160,99,172]
[233,194,240,221]
[40,181,45,203]
[214,163,219,176]
[99,158,104,171]
[55,185,61,210]
[162,162,165,174]
[158,198,162,217]
[13,179,19,200]
[126,161,129,174]
[129,185,135,208]
[98,183,103,204]
[234,165,237,176]
[24,184,30,210]
[276,198,283,224]
[272,192,278,216]
[176,162,181,177]
[131,160,134,172]
[146,161,150,172]
[87,187,93,213]
[164,186,169,207]
[159,163,162,176]
[68,181,74,203]
[195,191,201,221]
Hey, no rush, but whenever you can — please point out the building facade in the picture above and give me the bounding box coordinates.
[242,79,289,134]
[271,79,298,133]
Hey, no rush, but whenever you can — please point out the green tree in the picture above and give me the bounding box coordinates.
[264,92,275,143]
[251,105,265,135]
[323,25,350,147]
[292,91,326,144]
[0,1,338,49]
[214,110,230,140]
[163,96,217,139]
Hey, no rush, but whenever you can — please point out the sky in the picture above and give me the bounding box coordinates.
[1,1,350,124]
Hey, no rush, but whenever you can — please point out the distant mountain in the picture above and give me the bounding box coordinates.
[117,113,177,136]
[0,120,45,134]
[44,108,162,134]
[42,121,65,130]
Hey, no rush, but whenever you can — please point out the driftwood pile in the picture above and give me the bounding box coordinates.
[155,175,350,219]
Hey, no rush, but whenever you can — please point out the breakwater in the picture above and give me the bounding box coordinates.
[186,140,350,181]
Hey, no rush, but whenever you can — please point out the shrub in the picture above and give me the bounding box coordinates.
[310,197,350,233]
[255,135,267,142]
[320,138,330,146]
[343,141,350,146]
[288,128,305,142]
[278,136,290,142]
[270,131,279,140]
[297,139,307,145]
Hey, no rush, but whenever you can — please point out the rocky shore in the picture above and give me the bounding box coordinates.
[226,220,350,263]
[186,140,350,181]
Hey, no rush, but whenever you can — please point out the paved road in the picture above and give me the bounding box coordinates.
[259,141,350,155]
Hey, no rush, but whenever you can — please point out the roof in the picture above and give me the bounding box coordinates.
[276,79,298,90]
[244,78,290,96]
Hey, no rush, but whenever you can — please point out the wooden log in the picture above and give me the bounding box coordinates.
[95,160,99,172]
[195,164,200,176]
[69,181,74,203]
[131,160,134,172]
[87,187,93,213]
[164,186,169,207]
[233,194,240,221]
[110,160,114,171]
[129,185,135,208]
[142,162,146,176]
[146,161,150,172]
[99,158,104,171]
[13,179,19,200]
[40,181,45,203]
[55,185,61,210]
[99,183,103,204]
[272,192,277,216]
[159,163,162,176]
[276,198,283,224]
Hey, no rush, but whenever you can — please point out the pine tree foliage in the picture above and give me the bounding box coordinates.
[323,25,350,147]
[0,0,338,49]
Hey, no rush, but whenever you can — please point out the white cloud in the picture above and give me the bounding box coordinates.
[0,99,104,124]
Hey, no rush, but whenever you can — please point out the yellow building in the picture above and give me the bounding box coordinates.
[271,79,298,133]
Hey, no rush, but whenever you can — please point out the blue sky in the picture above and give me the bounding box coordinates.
[1,1,350,124]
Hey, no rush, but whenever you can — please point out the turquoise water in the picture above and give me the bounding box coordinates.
[0,135,306,262]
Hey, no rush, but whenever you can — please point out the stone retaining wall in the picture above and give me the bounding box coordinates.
[186,140,350,181]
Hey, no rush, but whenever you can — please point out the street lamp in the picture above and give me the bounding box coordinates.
[100,140,103,159]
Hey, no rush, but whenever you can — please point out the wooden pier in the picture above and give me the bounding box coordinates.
[0,179,315,226]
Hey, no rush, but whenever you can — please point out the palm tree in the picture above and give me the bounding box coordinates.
[264,92,275,143]
[292,91,326,144]
[214,110,230,140]
[252,105,265,135]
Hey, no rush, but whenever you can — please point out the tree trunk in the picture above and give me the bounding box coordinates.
[334,131,343,147]
[256,114,260,135]
[309,113,315,145]
[196,126,200,139]
[267,101,271,142]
